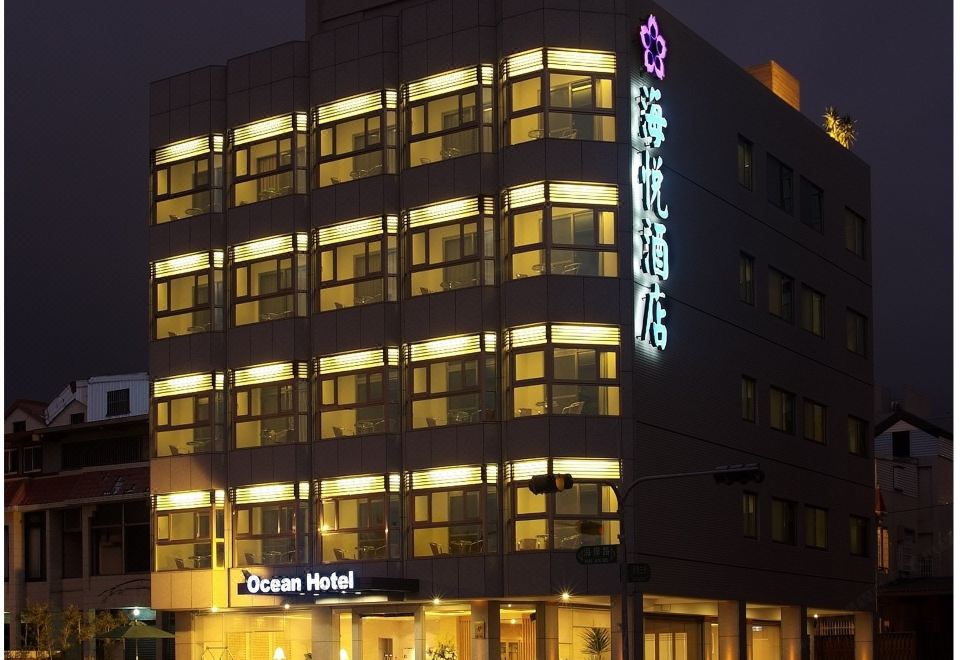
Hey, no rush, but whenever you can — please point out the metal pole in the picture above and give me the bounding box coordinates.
[618,497,629,660]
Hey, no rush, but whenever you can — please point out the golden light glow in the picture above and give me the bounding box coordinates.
[152,251,214,279]
[509,459,549,482]
[484,332,498,353]
[504,49,544,78]
[386,348,400,367]
[407,334,482,362]
[315,215,398,246]
[215,373,226,390]
[154,135,222,166]
[316,90,397,125]
[407,196,492,229]
[503,183,545,211]
[212,250,225,268]
[153,372,224,398]
[551,323,620,346]
[233,482,296,504]
[553,458,620,480]
[320,475,387,499]
[231,233,308,263]
[215,490,225,505]
[486,463,499,483]
[233,362,297,387]
[231,113,307,146]
[317,348,391,375]
[546,48,616,74]
[156,490,211,511]
[388,473,401,492]
[406,65,494,102]
[507,325,548,349]
[410,465,484,490]
[549,182,618,206]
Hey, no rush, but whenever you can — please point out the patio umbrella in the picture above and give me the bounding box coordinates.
[98,619,174,660]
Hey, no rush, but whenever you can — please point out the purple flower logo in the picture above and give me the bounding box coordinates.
[639,14,667,80]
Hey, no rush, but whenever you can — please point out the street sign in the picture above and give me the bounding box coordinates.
[575,545,618,565]
[627,562,651,582]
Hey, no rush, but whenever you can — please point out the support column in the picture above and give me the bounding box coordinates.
[610,595,624,660]
[312,608,336,660]
[534,603,558,660]
[853,612,874,660]
[413,606,426,660]
[471,601,500,660]
[352,611,363,660]
[174,612,196,660]
[717,600,746,660]
[628,591,644,660]
[781,606,808,660]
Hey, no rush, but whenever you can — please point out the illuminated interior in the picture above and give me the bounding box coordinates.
[316,216,399,311]
[230,113,308,206]
[315,91,398,187]
[317,348,401,438]
[233,482,310,566]
[232,363,309,448]
[231,234,309,326]
[151,251,224,339]
[407,464,497,556]
[152,135,223,223]
[318,474,400,561]
[154,490,224,571]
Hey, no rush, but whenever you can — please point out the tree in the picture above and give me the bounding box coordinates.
[21,602,55,659]
[580,627,611,660]
[823,106,857,149]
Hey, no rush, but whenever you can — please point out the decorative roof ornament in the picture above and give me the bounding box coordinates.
[639,14,668,80]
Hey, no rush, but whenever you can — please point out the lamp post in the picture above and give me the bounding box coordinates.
[527,463,763,660]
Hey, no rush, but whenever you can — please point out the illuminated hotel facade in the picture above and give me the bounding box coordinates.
[147,2,875,659]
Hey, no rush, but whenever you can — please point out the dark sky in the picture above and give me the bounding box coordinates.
[4,1,953,417]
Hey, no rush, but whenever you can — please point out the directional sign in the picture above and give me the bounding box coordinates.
[627,562,651,583]
[575,545,618,565]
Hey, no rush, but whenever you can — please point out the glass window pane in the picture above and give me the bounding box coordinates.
[511,78,541,112]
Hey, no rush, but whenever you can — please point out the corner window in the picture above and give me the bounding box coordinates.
[151,251,225,339]
[408,465,498,557]
[803,399,826,444]
[844,208,867,257]
[317,348,400,439]
[800,286,824,337]
[153,372,225,456]
[319,474,400,561]
[233,483,309,566]
[315,91,397,186]
[770,387,795,433]
[737,136,753,189]
[804,505,828,549]
[406,65,493,167]
[768,268,794,322]
[91,501,150,575]
[316,216,398,311]
[850,515,868,556]
[847,416,868,456]
[106,389,131,417]
[771,498,796,544]
[232,362,309,448]
[154,490,224,571]
[799,177,824,232]
[230,113,308,205]
[845,308,867,356]
[766,154,793,214]
[4,448,18,475]
[503,48,615,145]
[738,253,755,304]
[741,376,756,423]
[742,492,758,538]
[231,234,308,326]
[151,135,224,223]
[505,182,618,279]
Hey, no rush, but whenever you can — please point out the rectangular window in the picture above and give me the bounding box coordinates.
[230,113,307,205]
[766,154,793,213]
[4,448,18,475]
[232,238,309,326]
[737,136,753,189]
[235,497,308,567]
[152,252,224,339]
[845,308,867,356]
[844,208,867,257]
[233,377,308,448]
[504,48,616,146]
[317,351,400,439]
[799,177,824,232]
[409,466,497,557]
[800,286,824,336]
[24,512,45,581]
[317,217,398,311]
[70,412,85,424]
[804,505,828,549]
[850,516,868,556]
[741,376,756,423]
[12,421,26,433]
[770,387,795,433]
[154,387,225,457]
[768,268,793,322]
[738,253,755,304]
[771,498,796,544]
[803,399,826,444]
[151,135,224,223]
[315,91,396,187]
[22,446,42,473]
[892,430,910,458]
[410,351,496,429]
[90,501,150,575]
[155,493,224,571]
[742,492,757,538]
[319,477,400,561]
[847,416,867,456]
[106,388,131,417]
[62,508,83,578]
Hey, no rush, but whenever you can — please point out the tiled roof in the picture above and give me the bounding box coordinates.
[5,399,47,423]
[6,466,149,508]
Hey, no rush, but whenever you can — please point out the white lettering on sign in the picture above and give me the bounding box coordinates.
[246,570,354,595]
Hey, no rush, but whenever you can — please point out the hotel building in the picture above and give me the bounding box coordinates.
[146,1,875,659]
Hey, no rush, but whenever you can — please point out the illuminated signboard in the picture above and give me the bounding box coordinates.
[636,14,670,351]
[237,570,419,598]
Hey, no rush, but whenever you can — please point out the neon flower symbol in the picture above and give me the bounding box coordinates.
[639,14,668,80]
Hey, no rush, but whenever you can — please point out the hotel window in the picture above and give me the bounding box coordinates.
[22,446,42,473]
[231,234,308,326]
[799,177,824,232]
[405,65,494,167]
[153,372,226,456]
[803,399,826,444]
[230,113,308,206]
[315,90,397,187]
[850,515,868,557]
[407,465,498,557]
[741,376,756,423]
[233,482,310,566]
[318,474,401,562]
[845,308,867,356]
[506,323,620,418]
[407,333,497,428]
[154,490,225,571]
[737,136,753,189]
[771,498,796,544]
[232,362,309,448]
[502,48,615,145]
[406,196,496,295]
[24,512,45,581]
[804,505,828,549]
[847,416,867,456]
[800,286,824,337]
[507,458,619,552]
[742,492,758,538]
[316,216,398,311]
[770,387,795,433]
[316,348,400,439]
[504,182,618,279]
[90,501,150,575]
[844,208,867,257]
[151,250,225,339]
[738,252,755,304]
[766,154,793,213]
[4,448,17,475]
[768,268,793,322]
[151,134,224,223]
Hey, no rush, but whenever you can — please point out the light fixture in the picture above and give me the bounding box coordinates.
[510,619,517,625]
[340,650,349,660]
[813,614,819,619]
[132,608,141,618]
[432,597,441,605]
[211,606,219,613]
[274,648,287,660]
[560,591,571,601]
[284,603,291,610]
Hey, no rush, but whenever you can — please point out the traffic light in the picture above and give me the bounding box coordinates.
[528,473,574,494]
[713,464,764,485]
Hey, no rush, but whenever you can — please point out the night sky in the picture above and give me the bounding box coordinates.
[4,1,953,418]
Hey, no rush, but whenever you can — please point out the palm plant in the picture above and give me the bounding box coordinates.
[823,106,857,149]
[580,627,611,660]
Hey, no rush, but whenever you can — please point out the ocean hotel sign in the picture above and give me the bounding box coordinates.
[242,569,356,595]
[636,14,670,351]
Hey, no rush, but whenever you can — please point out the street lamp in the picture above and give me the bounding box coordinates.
[527,463,763,660]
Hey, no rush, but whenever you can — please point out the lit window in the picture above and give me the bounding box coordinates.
[151,251,225,339]
[741,376,756,423]
[154,490,225,571]
[230,234,308,326]
[804,505,828,549]
[151,135,224,223]
[737,135,753,190]
[233,483,309,566]
[771,498,796,544]
[153,372,225,456]
[803,399,826,444]
[770,386,795,433]
[314,91,397,187]
[505,182,618,279]
[850,515,869,557]
[845,308,868,356]
[768,268,793,322]
[503,48,616,145]
[766,154,793,213]
[405,65,494,167]
[232,362,309,448]
[738,252,755,304]
[847,416,867,456]
[316,216,398,311]
[230,113,308,206]
[317,348,400,439]
[318,474,400,562]
[742,492,758,538]
[406,197,496,296]
[799,177,824,232]
[800,286,825,337]
[844,208,867,258]
[407,465,498,557]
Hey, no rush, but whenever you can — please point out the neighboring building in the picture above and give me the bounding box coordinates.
[874,409,953,659]
[4,374,152,654]
[146,2,875,660]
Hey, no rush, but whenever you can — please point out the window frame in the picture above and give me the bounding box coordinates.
[230,114,308,206]
[768,268,794,322]
[799,176,824,232]
[233,498,309,567]
[231,237,309,327]
[804,505,828,550]
[316,218,398,311]
[154,387,225,457]
[89,500,150,576]
[771,498,797,545]
[21,446,42,474]
[317,356,400,439]
[314,91,397,187]
[409,482,493,557]
[742,492,758,539]
[4,448,18,475]
[802,398,827,444]
[766,153,793,214]
[741,376,757,423]
[409,351,496,429]
[24,512,46,581]
[737,135,753,190]
[769,386,795,434]
[800,285,825,337]
[318,483,400,562]
[845,308,868,356]
[844,207,867,258]
[154,496,225,571]
[232,377,309,449]
[151,135,224,224]
[738,252,755,305]
[849,515,869,557]
[847,416,868,456]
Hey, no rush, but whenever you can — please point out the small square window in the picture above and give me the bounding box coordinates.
[106,389,131,417]
[11,421,25,433]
